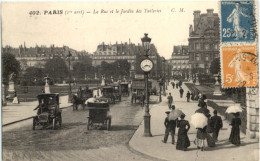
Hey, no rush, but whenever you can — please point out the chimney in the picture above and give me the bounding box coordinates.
[189,25,193,35]
[129,38,131,45]
[193,10,201,29]
[207,9,214,16]
[23,42,26,54]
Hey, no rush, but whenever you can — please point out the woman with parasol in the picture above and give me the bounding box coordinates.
[176,114,190,151]
[226,104,243,146]
[229,113,241,145]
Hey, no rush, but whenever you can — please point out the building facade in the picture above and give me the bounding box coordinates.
[90,41,161,78]
[2,44,89,71]
[188,9,220,74]
[169,45,190,77]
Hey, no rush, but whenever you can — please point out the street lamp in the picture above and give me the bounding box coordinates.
[162,57,166,96]
[67,51,72,103]
[140,33,152,137]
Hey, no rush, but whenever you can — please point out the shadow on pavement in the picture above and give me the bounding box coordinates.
[109,125,138,131]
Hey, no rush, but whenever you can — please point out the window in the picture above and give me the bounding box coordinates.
[205,44,209,50]
[205,54,209,61]
[196,54,200,61]
[196,43,201,50]
[214,44,218,50]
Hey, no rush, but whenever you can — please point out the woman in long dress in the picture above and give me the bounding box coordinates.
[176,114,190,151]
[229,113,241,145]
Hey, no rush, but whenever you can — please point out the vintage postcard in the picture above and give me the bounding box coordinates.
[1,1,259,161]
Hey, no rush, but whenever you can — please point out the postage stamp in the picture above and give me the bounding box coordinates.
[221,45,258,88]
[221,1,256,42]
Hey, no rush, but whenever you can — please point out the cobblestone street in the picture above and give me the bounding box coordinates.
[2,96,157,161]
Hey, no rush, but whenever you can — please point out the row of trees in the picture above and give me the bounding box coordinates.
[2,52,131,86]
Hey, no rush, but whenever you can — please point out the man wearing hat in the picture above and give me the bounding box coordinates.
[162,105,178,144]
[211,110,223,141]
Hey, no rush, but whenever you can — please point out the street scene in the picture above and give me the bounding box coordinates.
[1,1,259,161]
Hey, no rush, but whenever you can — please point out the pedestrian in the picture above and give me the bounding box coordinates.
[191,91,195,101]
[12,91,19,104]
[195,102,210,118]
[172,82,175,89]
[176,114,190,151]
[186,91,191,102]
[179,87,184,98]
[179,80,183,88]
[176,81,179,89]
[196,126,207,151]
[229,112,241,146]
[211,110,223,141]
[41,89,45,93]
[206,114,216,147]
[162,111,177,144]
[198,94,207,108]
[167,93,173,109]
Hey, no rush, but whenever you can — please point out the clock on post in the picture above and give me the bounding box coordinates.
[140,58,153,73]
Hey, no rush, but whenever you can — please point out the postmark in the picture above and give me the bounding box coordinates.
[221,45,258,88]
[221,1,256,42]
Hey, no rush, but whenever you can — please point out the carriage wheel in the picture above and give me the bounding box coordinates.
[52,118,56,130]
[32,117,36,130]
[107,118,111,131]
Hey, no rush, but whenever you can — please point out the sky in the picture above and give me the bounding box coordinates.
[2,1,219,59]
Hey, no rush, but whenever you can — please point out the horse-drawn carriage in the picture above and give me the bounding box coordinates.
[120,82,129,97]
[86,101,111,130]
[72,87,93,110]
[99,86,116,104]
[131,79,152,106]
[112,84,121,102]
[32,93,62,130]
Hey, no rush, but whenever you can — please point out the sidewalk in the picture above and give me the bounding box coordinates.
[129,82,259,161]
[2,95,72,125]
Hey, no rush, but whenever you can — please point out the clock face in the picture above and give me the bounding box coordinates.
[140,59,153,72]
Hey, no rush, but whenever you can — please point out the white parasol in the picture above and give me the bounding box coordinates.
[191,113,208,128]
[168,109,184,120]
[226,104,243,114]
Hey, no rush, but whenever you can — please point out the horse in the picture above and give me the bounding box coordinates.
[71,94,85,110]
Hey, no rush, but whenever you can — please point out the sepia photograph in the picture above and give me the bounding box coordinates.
[1,1,259,161]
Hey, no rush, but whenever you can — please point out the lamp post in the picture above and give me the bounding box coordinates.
[162,57,166,96]
[158,76,163,102]
[67,51,72,103]
[140,33,152,137]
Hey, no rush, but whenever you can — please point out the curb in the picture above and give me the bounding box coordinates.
[2,105,72,127]
[127,96,167,161]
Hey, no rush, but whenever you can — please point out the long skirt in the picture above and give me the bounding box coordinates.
[12,97,19,104]
[229,126,240,145]
[176,129,190,150]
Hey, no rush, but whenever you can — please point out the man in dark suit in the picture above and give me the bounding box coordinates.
[162,111,177,144]
[211,110,223,141]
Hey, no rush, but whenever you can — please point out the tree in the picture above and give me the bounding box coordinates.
[2,52,21,84]
[72,62,95,79]
[99,60,131,80]
[210,58,220,75]
[21,67,45,86]
[44,57,68,83]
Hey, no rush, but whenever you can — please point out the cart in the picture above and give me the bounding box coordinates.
[86,102,112,130]
[120,82,129,97]
[32,93,62,130]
